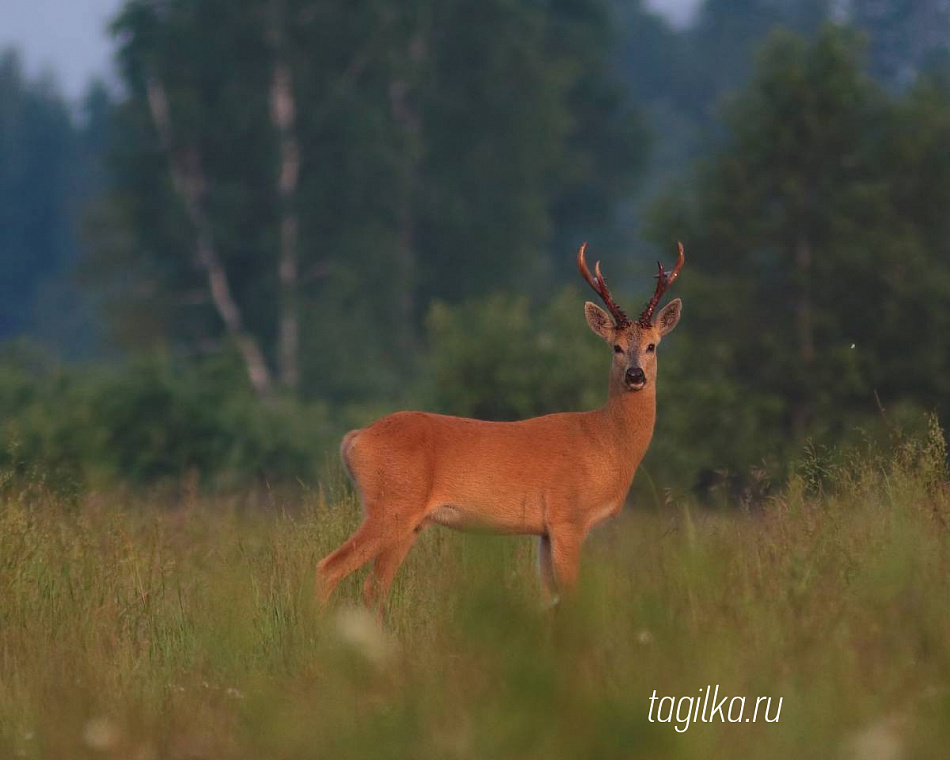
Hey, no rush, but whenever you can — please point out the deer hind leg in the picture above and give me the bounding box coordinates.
[316,518,392,603]
[362,526,423,614]
[320,434,429,605]
[316,489,427,605]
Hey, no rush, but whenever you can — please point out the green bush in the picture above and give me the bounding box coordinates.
[0,347,333,491]
[421,287,605,421]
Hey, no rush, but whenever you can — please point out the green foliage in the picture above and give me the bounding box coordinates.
[92,0,643,403]
[1,431,949,757]
[0,51,72,338]
[682,0,831,123]
[8,2,950,499]
[421,287,606,421]
[611,0,834,223]
[0,347,332,490]
[0,51,108,354]
[647,25,950,487]
[87,356,331,485]
[850,0,950,88]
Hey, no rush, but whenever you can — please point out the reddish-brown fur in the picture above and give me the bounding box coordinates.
[317,245,684,609]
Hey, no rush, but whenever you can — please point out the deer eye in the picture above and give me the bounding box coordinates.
[613,344,623,354]
[646,343,656,353]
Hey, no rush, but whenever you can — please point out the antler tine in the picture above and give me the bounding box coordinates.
[668,240,685,286]
[637,241,685,327]
[577,243,630,327]
[577,242,600,295]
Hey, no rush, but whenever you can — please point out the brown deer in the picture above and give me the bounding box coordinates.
[317,243,684,608]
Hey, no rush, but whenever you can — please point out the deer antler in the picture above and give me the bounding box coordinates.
[577,243,631,328]
[637,242,685,328]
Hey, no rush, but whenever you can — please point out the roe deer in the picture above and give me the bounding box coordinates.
[317,243,684,608]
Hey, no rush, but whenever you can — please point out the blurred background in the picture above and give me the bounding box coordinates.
[1,0,949,497]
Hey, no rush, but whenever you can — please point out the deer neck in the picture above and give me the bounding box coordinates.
[601,378,657,474]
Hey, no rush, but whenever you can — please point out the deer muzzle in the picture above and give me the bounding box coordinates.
[624,366,646,391]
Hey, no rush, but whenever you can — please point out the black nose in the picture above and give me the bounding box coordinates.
[625,367,645,386]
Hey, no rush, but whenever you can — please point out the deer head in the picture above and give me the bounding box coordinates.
[579,242,684,392]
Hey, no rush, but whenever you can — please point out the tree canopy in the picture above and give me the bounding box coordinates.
[86,0,643,403]
[647,25,950,483]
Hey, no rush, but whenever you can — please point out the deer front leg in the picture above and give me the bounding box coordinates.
[547,525,585,597]
[537,534,558,605]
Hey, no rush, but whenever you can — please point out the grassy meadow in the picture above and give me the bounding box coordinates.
[1,424,949,760]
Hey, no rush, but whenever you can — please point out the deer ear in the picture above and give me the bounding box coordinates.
[584,302,614,341]
[654,298,682,336]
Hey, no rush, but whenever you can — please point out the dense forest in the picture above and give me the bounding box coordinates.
[2,0,950,495]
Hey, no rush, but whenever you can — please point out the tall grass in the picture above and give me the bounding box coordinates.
[1,423,948,759]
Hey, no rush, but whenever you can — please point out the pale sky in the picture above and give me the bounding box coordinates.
[0,0,702,101]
